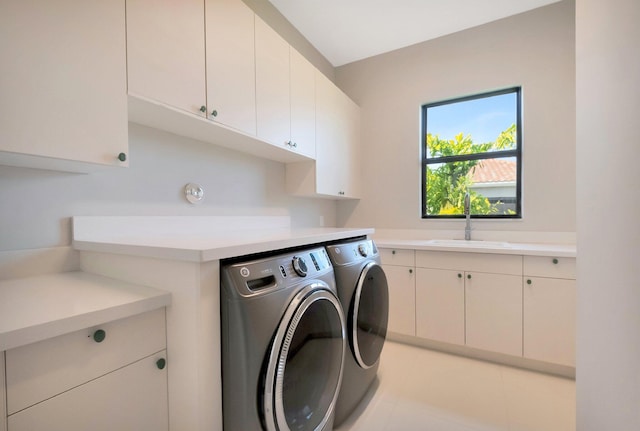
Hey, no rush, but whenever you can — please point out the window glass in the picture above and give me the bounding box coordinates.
[422,88,521,218]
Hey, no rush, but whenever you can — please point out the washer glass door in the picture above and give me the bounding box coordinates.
[264,286,346,431]
[352,263,389,368]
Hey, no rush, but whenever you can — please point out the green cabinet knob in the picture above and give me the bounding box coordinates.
[552,258,559,264]
[527,279,532,285]
[211,109,218,117]
[458,273,462,278]
[392,250,396,255]
[409,269,413,274]
[117,152,126,162]
[156,358,166,370]
[467,274,472,279]
[93,329,106,343]
[199,105,206,113]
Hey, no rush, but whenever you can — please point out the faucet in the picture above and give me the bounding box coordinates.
[464,192,471,241]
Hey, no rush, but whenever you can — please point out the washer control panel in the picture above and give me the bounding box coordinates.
[222,246,333,297]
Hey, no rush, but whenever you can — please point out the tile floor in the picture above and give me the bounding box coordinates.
[335,341,575,431]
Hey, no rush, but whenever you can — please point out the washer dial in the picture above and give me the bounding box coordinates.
[292,256,308,277]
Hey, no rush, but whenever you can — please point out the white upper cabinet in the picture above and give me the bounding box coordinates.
[255,17,291,150]
[289,48,316,159]
[315,70,361,198]
[285,71,361,199]
[0,0,128,173]
[205,0,256,135]
[126,0,206,116]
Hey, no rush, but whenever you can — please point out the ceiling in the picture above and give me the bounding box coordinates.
[267,0,563,67]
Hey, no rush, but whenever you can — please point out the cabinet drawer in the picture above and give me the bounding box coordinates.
[379,248,415,266]
[8,351,169,431]
[416,250,522,275]
[6,308,166,414]
[524,256,576,279]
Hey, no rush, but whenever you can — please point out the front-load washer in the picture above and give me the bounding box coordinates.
[220,246,346,431]
[325,239,389,426]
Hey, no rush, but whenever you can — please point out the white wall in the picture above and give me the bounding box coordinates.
[576,0,640,428]
[334,1,575,237]
[0,124,336,251]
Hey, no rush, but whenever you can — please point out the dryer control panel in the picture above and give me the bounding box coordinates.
[325,239,379,266]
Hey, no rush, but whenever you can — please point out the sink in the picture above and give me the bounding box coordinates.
[426,239,513,248]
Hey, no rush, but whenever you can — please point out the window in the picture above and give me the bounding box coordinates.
[421,87,522,218]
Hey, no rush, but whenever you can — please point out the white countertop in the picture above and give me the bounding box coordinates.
[0,272,171,351]
[374,238,576,257]
[73,216,374,262]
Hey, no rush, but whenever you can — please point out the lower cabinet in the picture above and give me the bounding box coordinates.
[380,247,576,369]
[379,248,416,336]
[523,256,576,367]
[5,309,168,431]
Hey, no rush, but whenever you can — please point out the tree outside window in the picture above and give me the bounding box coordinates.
[422,88,522,218]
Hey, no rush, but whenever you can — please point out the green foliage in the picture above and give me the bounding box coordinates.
[425,125,516,216]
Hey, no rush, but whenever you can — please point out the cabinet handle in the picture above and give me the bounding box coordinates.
[199,105,206,113]
[527,279,532,285]
[92,329,106,343]
[117,152,126,162]
[292,142,298,148]
[552,258,559,264]
[467,274,472,279]
[338,191,345,195]
[210,109,218,117]
[409,269,413,274]
[392,250,396,255]
[458,273,462,278]
[156,358,167,370]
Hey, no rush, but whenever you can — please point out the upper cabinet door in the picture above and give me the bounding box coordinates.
[289,48,316,159]
[206,0,256,135]
[0,0,128,171]
[126,0,206,116]
[255,17,291,149]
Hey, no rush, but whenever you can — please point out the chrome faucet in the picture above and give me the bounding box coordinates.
[464,192,471,241]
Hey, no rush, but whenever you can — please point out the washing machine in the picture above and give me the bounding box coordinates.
[220,246,346,431]
[325,238,389,426]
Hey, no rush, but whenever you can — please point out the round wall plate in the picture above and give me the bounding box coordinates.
[184,183,204,204]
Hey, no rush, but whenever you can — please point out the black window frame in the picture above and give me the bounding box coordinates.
[421,87,522,219]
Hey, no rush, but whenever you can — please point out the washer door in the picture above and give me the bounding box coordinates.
[263,284,346,431]
[352,262,389,369]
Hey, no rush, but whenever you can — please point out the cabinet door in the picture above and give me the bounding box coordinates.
[126,0,206,115]
[465,272,523,356]
[255,17,290,148]
[382,265,415,336]
[8,352,168,431]
[524,277,576,366]
[289,48,316,158]
[206,0,256,135]
[316,71,361,198]
[0,0,127,170]
[416,268,465,345]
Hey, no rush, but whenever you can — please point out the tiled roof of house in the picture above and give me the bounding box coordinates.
[470,158,516,183]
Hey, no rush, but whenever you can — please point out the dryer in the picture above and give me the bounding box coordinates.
[325,239,389,426]
[220,246,346,431]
